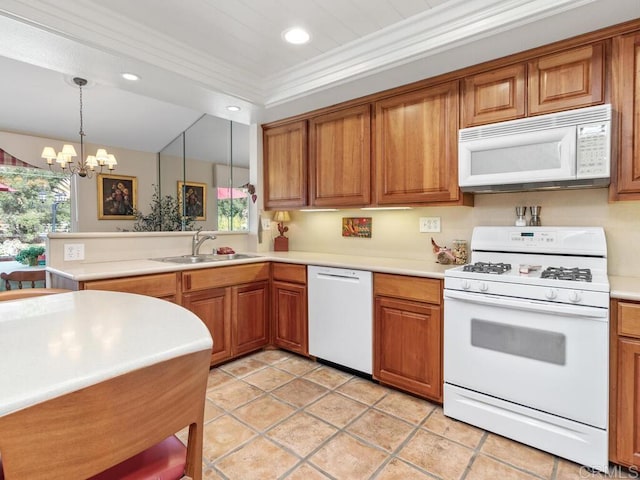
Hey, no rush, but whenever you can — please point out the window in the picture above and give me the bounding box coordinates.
[0,165,70,258]
[216,187,249,231]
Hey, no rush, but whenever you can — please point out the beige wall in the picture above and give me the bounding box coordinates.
[279,188,640,277]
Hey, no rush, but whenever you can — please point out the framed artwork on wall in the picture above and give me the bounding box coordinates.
[178,181,207,221]
[97,174,137,219]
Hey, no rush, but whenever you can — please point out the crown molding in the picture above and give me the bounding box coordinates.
[262,0,594,106]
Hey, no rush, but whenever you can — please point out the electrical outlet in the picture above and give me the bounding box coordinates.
[419,217,441,233]
[64,243,85,261]
[261,217,271,230]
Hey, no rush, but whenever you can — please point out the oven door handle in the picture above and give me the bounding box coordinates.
[444,290,608,319]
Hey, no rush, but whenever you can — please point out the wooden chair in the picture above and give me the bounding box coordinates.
[0,290,210,480]
[1,269,46,290]
[0,288,70,301]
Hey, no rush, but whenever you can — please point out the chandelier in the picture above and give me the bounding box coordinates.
[41,77,117,178]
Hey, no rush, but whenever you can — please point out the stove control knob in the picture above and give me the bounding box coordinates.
[461,280,471,290]
[569,291,582,303]
[545,289,558,300]
[479,282,489,292]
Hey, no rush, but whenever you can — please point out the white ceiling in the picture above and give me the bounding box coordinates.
[0,0,638,153]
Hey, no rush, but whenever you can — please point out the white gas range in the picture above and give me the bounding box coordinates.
[443,226,610,471]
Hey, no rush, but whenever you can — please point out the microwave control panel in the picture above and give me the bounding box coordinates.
[576,122,610,178]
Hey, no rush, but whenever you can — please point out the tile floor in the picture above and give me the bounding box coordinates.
[183,349,635,480]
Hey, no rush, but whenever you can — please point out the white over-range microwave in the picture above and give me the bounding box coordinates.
[458,104,611,193]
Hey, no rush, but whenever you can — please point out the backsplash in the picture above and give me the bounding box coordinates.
[285,188,640,277]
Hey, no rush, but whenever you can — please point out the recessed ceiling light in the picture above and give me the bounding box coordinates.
[226,105,241,112]
[282,27,310,45]
[121,73,139,81]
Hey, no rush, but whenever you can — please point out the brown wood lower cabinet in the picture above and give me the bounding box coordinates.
[271,263,308,355]
[52,272,180,303]
[373,273,442,402]
[233,281,269,356]
[181,263,270,366]
[181,287,231,365]
[611,299,640,469]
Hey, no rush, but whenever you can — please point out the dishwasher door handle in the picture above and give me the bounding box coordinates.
[315,272,361,283]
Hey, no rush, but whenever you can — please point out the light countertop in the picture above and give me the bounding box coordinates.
[0,290,212,416]
[47,251,455,282]
[45,252,640,300]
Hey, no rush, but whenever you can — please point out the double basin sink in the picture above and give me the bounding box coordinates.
[152,253,259,264]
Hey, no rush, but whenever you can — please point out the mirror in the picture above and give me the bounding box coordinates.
[158,115,250,231]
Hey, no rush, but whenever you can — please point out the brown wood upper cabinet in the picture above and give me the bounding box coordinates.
[462,42,605,127]
[308,104,371,207]
[612,31,640,199]
[375,80,460,205]
[528,42,604,115]
[461,63,526,127]
[263,120,308,209]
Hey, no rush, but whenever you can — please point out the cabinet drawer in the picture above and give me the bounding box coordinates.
[619,302,640,339]
[83,273,178,297]
[272,263,306,284]
[183,263,270,292]
[374,273,441,305]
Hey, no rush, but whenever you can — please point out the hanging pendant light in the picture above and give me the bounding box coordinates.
[41,77,117,178]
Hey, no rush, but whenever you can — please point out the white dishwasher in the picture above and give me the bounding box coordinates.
[307,265,373,375]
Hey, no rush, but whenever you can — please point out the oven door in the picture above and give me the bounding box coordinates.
[443,289,608,428]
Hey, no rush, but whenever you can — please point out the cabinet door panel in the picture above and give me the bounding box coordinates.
[233,281,269,356]
[375,81,459,204]
[182,287,231,365]
[528,42,604,115]
[613,32,640,197]
[462,64,526,127]
[263,121,308,209]
[309,104,371,206]
[272,280,308,355]
[617,337,640,467]
[374,296,442,401]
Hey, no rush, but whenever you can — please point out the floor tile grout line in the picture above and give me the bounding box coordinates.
[204,351,589,479]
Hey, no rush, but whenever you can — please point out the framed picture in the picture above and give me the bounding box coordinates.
[342,217,372,238]
[178,181,207,221]
[97,174,137,220]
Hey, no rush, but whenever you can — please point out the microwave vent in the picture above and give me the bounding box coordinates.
[459,104,611,142]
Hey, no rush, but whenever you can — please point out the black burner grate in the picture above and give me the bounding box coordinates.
[541,267,592,282]
[463,262,512,275]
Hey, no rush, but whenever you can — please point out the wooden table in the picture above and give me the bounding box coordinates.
[0,290,213,479]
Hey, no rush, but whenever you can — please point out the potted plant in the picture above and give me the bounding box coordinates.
[132,185,195,232]
[16,245,46,266]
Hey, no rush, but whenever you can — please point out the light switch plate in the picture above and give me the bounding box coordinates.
[261,217,271,230]
[64,243,85,261]
[419,217,441,233]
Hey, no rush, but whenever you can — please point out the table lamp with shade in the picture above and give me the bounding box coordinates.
[273,211,291,251]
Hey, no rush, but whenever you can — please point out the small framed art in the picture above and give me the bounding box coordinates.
[178,181,207,220]
[98,174,137,219]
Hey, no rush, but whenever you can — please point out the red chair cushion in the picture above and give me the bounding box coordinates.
[0,435,187,480]
[89,435,187,480]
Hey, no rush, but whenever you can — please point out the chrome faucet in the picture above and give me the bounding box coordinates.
[192,229,217,256]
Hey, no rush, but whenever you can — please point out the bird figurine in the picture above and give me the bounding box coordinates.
[431,237,456,264]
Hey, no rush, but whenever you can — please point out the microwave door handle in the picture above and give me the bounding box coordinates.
[444,290,607,319]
